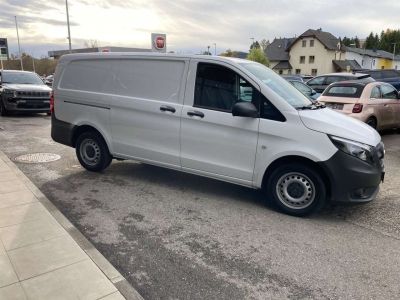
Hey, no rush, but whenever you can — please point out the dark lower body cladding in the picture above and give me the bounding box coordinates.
[51,114,76,147]
[318,150,384,203]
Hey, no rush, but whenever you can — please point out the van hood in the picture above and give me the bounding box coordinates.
[2,83,51,92]
[299,108,381,146]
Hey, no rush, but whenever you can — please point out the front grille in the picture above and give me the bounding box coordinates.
[17,91,50,98]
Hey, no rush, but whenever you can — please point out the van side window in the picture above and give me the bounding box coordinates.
[260,94,286,122]
[194,63,257,112]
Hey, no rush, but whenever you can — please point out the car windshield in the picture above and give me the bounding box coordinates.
[240,62,312,108]
[1,72,44,85]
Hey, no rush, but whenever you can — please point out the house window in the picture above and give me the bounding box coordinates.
[302,40,306,47]
[310,40,314,47]
[300,56,305,64]
[295,69,301,75]
[311,69,317,76]
[361,60,364,66]
[279,70,283,75]
[373,59,375,66]
[309,56,315,63]
[381,66,385,69]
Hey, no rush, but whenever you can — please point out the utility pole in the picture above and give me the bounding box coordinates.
[15,16,23,70]
[392,43,397,62]
[207,45,210,55]
[66,0,72,52]
[32,56,36,73]
[213,43,216,55]
[250,37,255,48]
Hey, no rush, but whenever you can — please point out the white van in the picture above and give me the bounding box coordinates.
[51,53,385,216]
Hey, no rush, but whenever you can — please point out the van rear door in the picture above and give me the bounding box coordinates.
[180,60,259,185]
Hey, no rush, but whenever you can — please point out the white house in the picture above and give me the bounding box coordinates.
[344,47,395,70]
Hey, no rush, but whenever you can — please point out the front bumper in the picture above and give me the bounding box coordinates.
[318,142,385,203]
[3,96,50,113]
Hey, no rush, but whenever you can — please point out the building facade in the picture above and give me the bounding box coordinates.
[265,38,295,75]
[287,29,343,76]
[344,47,396,70]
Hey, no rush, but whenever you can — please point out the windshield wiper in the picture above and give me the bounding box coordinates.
[297,103,326,110]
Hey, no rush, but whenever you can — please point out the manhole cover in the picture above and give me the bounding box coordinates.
[14,153,61,163]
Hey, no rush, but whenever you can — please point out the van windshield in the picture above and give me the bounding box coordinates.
[240,62,312,108]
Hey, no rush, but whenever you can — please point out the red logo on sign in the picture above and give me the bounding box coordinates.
[155,36,165,49]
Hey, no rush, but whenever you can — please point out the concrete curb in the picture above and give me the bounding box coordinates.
[0,150,144,300]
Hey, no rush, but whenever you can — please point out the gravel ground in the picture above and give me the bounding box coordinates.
[1,114,400,299]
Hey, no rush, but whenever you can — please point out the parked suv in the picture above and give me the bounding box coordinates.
[306,72,374,93]
[51,53,384,216]
[362,69,400,91]
[0,70,52,116]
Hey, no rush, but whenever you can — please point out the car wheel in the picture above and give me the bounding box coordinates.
[265,163,326,217]
[0,100,8,116]
[366,117,377,129]
[75,131,112,172]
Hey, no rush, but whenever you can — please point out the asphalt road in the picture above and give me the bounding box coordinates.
[1,114,400,300]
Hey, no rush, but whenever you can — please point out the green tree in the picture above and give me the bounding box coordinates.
[220,49,233,57]
[247,47,269,66]
[250,41,260,50]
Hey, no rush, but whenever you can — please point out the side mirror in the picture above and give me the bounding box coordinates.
[310,89,317,96]
[232,102,259,118]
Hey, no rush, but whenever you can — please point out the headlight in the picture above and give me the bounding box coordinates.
[3,89,17,98]
[329,135,373,163]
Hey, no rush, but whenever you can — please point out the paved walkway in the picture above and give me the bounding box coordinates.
[0,151,139,300]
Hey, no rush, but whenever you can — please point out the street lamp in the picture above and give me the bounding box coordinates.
[392,43,397,62]
[14,16,23,70]
[66,0,72,52]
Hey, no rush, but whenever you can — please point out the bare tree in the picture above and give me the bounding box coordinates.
[260,39,270,52]
[84,40,99,48]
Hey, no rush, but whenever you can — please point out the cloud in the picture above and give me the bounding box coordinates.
[0,0,399,57]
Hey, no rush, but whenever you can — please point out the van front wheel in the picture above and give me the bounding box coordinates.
[75,131,112,172]
[265,163,326,216]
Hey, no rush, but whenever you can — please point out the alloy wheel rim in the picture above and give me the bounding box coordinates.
[276,172,316,209]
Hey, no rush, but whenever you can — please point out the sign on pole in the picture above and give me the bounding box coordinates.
[151,33,166,53]
[0,38,9,61]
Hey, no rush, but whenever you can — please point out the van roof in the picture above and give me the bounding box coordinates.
[59,52,251,64]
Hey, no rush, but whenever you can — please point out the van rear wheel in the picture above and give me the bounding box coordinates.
[265,163,326,216]
[75,131,112,172]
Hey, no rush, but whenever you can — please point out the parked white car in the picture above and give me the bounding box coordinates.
[51,53,385,216]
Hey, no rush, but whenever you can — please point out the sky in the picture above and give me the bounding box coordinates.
[0,0,399,58]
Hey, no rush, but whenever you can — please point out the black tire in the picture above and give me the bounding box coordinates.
[265,163,326,217]
[0,99,8,116]
[366,117,377,129]
[75,131,112,172]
